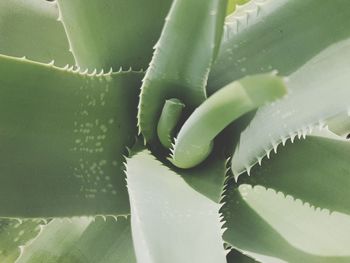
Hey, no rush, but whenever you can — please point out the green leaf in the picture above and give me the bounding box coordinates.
[170,73,286,169]
[17,216,136,263]
[231,37,350,177]
[0,0,73,66]
[0,54,142,217]
[237,135,350,216]
[138,0,228,143]
[222,180,350,263]
[0,218,45,263]
[209,0,350,91]
[56,0,172,70]
[126,149,227,263]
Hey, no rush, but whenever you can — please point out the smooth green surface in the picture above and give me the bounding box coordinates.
[57,0,172,70]
[126,149,226,263]
[157,98,185,148]
[0,218,45,263]
[209,0,350,92]
[17,217,136,263]
[222,180,350,263]
[232,37,350,177]
[238,135,350,216]
[138,0,227,143]
[0,55,142,217]
[171,74,286,169]
[0,0,73,66]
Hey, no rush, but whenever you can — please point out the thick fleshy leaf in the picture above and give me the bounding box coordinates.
[222,180,350,263]
[57,0,172,70]
[209,0,350,91]
[0,55,142,217]
[231,37,350,177]
[237,135,350,216]
[126,149,227,263]
[0,0,73,66]
[138,0,227,143]
[170,73,286,169]
[0,218,45,263]
[17,216,135,263]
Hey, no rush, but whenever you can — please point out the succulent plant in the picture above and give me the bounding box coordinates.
[0,0,350,262]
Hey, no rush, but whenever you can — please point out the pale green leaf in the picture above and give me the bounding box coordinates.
[237,135,350,216]
[138,0,228,143]
[0,218,45,263]
[231,37,350,177]
[126,149,227,263]
[57,0,172,70]
[209,0,350,91]
[0,55,142,217]
[222,180,350,263]
[17,216,135,263]
[0,0,73,66]
[170,73,286,169]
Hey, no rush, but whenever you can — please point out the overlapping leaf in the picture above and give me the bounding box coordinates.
[222,180,350,263]
[237,135,350,215]
[0,218,46,263]
[138,0,228,143]
[126,149,227,263]
[0,55,142,217]
[0,0,73,66]
[57,0,172,71]
[17,217,135,263]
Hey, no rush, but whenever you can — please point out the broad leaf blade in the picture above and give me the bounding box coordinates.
[17,217,136,263]
[0,55,142,217]
[0,0,73,66]
[126,149,226,263]
[57,0,172,70]
[138,0,227,142]
[209,0,350,91]
[222,180,350,263]
[238,135,350,216]
[0,218,45,263]
[231,38,350,177]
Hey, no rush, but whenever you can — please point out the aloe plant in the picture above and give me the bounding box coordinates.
[1,0,350,262]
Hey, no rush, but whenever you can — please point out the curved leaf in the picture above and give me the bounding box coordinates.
[0,55,142,217]
[209,0,350,91]
[231,37,350,177]
[0,0,73,66]
[138,0,227,143]
[222,180,350,263]
[238,135,350,216]
[0,218,45,263]
[126,149,226,263]
[57,0,172,70]
[17,217,135,263]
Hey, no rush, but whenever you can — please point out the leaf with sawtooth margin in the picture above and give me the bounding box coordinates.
[57,0,172,71]
[0,54,142,217]
[222,179,350,263]
[16,216,135,263]
[0,0,73,66]
[126,148,227,263]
